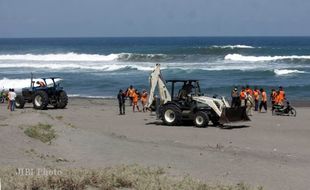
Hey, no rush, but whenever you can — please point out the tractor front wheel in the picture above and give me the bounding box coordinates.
[33,91,49,110]
[193,111,209,128]
[56,90,68,109]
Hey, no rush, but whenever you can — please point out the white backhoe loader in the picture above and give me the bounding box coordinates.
[147,64,250,127]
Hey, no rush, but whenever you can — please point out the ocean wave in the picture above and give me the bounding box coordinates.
[274,69,306,75]
[225,54,310,62]
[0,52,119,62]
[211,45,255,49]
[0,62,155,71]
[0,52,170,62]
[0,78,62,90]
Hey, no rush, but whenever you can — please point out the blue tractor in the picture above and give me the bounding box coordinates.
[15,75,68,110]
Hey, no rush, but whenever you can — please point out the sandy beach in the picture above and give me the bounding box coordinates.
[0,98,310,189]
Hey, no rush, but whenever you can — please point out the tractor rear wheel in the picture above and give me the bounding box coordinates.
[56,90,68,109]
[33,91,49,110]
[193,111,209,128]
[15,95,25,109]
[162,104,182,126]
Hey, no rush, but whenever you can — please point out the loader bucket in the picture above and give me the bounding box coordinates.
[219,106,250,124]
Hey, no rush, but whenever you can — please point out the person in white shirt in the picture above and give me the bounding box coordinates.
[8,88,17,111]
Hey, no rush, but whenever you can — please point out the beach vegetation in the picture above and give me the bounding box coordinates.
[0,165,262,190]
[24,123,56,143]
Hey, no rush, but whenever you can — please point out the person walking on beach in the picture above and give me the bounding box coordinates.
[253,87,260,111]
[141,89,148,112]
[231,86,239,107]
[8,88,16,111]
[126,85,135,106]
[259,88,268,112]
[117,89,126,115]
[132,90,140,112]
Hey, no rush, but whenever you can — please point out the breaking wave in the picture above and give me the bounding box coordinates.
[0,78,61,90]
[274,69,306,75]
[225,54,310,62]
[0,52,169,62]
[211,45,255,49]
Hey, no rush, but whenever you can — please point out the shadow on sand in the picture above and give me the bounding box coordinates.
[146,121,250,130]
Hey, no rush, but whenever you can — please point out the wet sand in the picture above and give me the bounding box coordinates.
[0,98,310,189]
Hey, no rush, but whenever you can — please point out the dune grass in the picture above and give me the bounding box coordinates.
[24,123,56,143]
[0,165,262,190]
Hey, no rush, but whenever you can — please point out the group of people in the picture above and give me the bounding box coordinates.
[117,85,148,115]
[1,88,17,111]
[231,85,286,116]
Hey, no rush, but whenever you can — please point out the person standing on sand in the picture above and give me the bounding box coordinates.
[270,88,277,108]
[246,92,254,116]
[253,87,260,111]
[117,89,126,115]
[8,88,16,111]
[132,90,140,112]
[7,89,11,110]
[126,85,135,106]
[231,86,239,108]
[240,87,247,107]
[259,88,268,112]
[141,89,148,112]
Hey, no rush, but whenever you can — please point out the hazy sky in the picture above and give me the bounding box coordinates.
[0,0,309,37]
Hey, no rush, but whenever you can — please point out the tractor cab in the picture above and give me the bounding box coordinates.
[166,80,202,100]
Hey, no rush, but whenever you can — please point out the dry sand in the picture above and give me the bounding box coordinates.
[0,98,310,189]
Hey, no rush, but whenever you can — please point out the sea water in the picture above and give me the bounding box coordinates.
[0,37,310,101]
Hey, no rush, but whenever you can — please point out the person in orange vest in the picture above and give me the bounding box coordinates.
[270,88,277,107]
[278,86,286,105]
[259,88,268,112]
[141,89,148,112]
[126,85,135,106]
[253,87,260,111]
[239,87,247,107]
[132,90,140,112]
[245,85,253,96]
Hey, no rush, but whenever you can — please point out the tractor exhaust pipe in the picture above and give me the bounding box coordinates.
[219,106,250,124]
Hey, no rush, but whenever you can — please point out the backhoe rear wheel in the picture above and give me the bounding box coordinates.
[15,95,25,109]
[193,111,209,128]
[33,91,49,110]
[162,104,182,126]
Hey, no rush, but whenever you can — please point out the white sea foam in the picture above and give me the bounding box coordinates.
[225,54,310,62]
[212,45,255,49]
[274,69,306,75]
[0,53,119,62]
[0,78,61,90]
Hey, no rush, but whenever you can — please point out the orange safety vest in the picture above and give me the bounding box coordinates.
[127,88,135,97]
[261,91,267,102]
[240,91,246,100]
[141,92,148,103]
[253,90,260,100]
[271,91,277,101]
[278,90,285,102]
[132,92,139,103]
[246,88,253,96]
